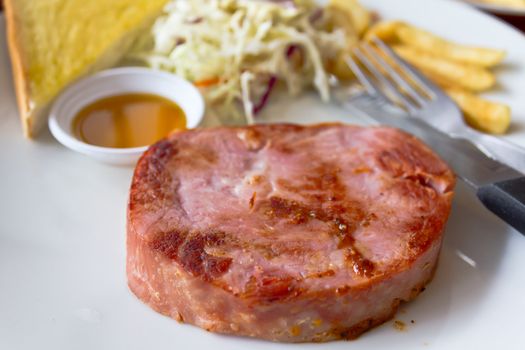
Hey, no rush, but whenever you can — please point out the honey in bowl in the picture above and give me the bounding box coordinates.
[72,93,186,148]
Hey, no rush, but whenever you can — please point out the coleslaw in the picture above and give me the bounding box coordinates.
[133,0,359,124]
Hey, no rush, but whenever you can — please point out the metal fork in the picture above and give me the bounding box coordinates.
[344,37,525,174]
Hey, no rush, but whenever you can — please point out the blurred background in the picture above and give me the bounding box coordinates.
[0,0,523,31]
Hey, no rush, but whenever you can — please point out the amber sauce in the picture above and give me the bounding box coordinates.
[73,93,186,148]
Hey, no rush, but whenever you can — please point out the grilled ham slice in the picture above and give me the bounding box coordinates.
[127,123,455,342]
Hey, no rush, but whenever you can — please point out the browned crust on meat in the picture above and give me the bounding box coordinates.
[129,124,454,294]
[127,226,443,342]
[323,262,438,342]
[127,123,455,342]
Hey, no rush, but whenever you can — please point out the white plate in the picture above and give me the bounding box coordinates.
[1,0,525,349]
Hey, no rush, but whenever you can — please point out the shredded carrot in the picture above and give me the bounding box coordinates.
[194,77,220,87]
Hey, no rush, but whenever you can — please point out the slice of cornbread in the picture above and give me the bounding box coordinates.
[5,0,168,137]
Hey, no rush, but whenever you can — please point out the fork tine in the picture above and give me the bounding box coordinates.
[346,50,406,111]
[344,54,377,96]
[372,37,437,99]
[354,45,418,113]
[362,42,428,108]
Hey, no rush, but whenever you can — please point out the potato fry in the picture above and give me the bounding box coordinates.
[360,19,510,134]
[363,20,404,43]
[323,7,360,48]
[446,88,511,134]
[393,45,496,92]
[329,0,371,36]
[396,25,506,67]
[478,0,525,9]
[327,53,355,81]
[325,0,369,80]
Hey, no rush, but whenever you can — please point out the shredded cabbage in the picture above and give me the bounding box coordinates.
[134,0,353,123]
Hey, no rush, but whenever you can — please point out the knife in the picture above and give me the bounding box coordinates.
[342,95,525,236]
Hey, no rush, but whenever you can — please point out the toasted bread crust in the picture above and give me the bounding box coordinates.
[4,0,33,137]
[4,1,168,138]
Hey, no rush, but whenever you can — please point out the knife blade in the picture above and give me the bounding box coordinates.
[342,96,525,235]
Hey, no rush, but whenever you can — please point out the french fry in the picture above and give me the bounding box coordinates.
[478,0,525,9]
[361,20,511,134]
[393,45,496,92]
[393,47,510,134]
[327,53,355,81]
[323,7,360,48]
[329,0,371,36]
[364,20,403,43]
[396,25,506,67]
[324,1,366,80]
[446,88,511,134]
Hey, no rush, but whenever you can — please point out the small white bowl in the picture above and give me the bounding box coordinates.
[49,67,205,165]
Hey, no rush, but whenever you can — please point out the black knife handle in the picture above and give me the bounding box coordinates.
[477,177,525,236]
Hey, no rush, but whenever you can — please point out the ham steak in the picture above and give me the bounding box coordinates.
[126,123,455,342]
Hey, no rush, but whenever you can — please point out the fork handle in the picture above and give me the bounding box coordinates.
[465,129,525,174]
[477,177,525,235]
